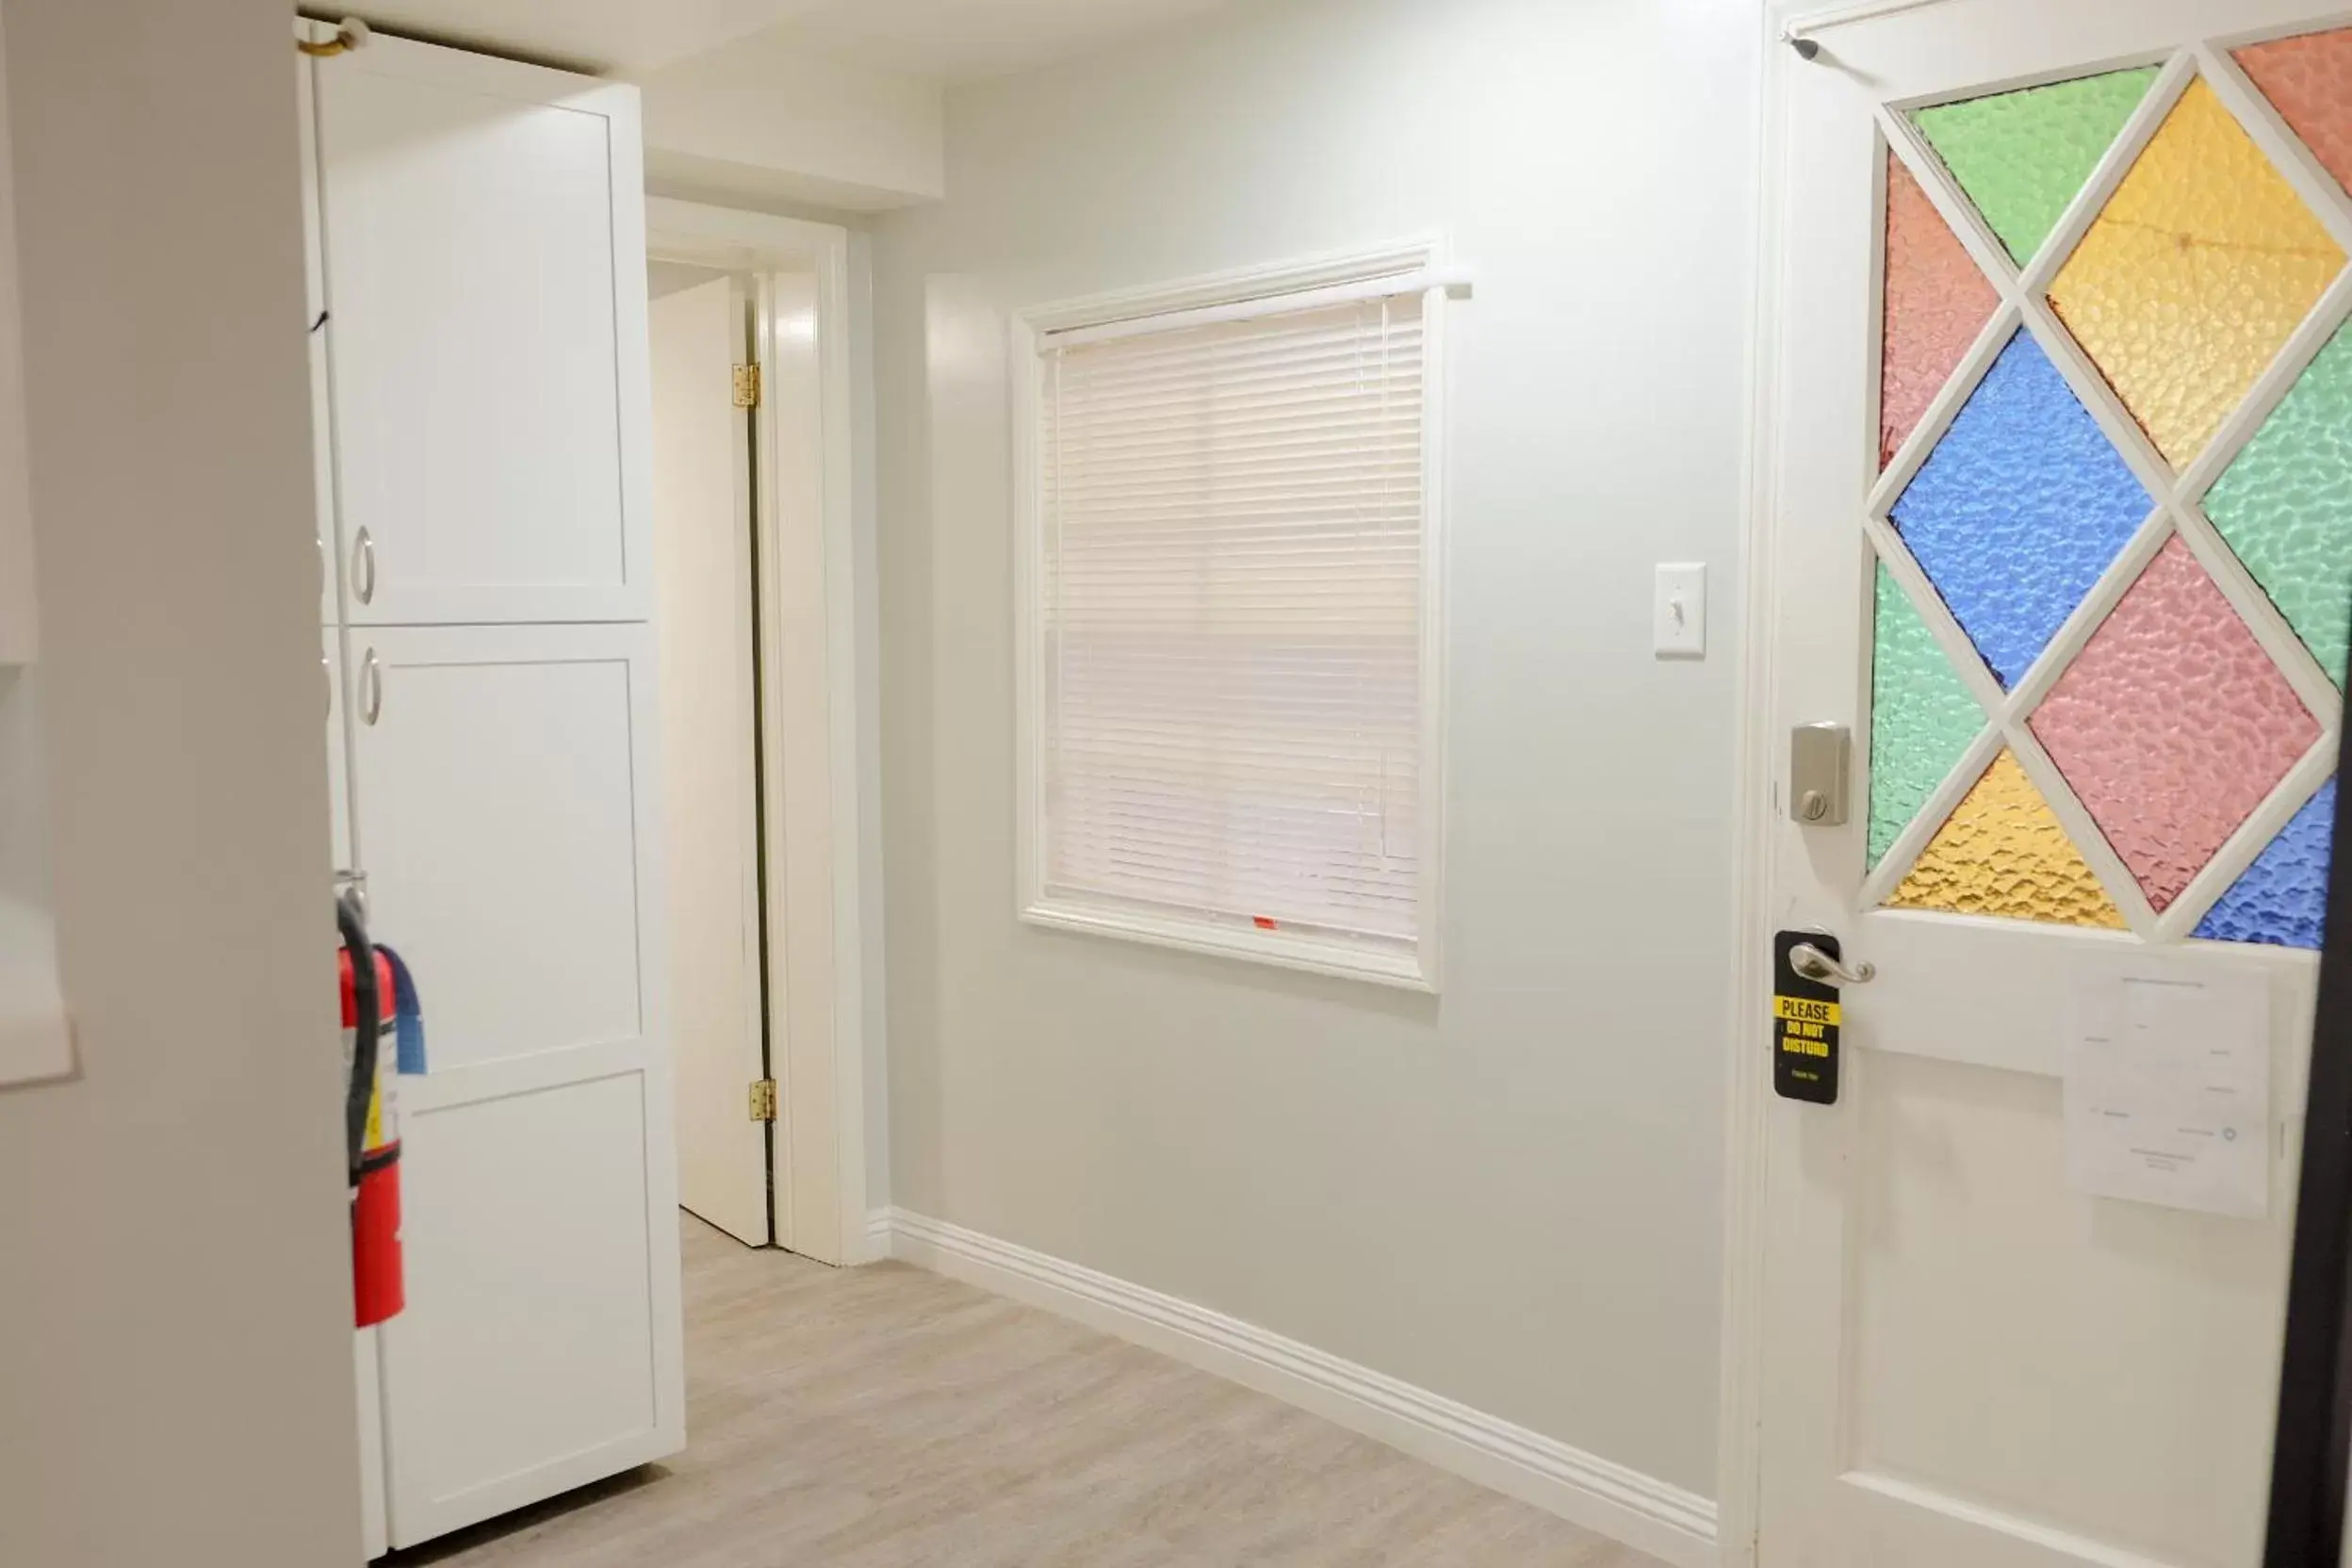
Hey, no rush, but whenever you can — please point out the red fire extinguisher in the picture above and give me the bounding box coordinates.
[338,894,404,1329]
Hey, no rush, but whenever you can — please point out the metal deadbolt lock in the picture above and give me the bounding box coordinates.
[1788,722,1851,826]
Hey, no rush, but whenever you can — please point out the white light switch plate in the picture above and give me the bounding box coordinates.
[1654,563,1707,659]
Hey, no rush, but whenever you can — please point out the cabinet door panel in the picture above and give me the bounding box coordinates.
[315,37,650,625]
[382,1046,681,1545]
[324,629,351,874]
[298,48,340,631]
[355,1327,388,1561]
[349,624,655,1072]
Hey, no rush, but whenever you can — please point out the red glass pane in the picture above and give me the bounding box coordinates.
[1882,153,2001,469]
[2030,537,2319,910]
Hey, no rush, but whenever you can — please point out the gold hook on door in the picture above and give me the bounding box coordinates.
[297,16,372,57]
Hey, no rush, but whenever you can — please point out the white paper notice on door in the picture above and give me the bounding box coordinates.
[2064,956,2270,1218]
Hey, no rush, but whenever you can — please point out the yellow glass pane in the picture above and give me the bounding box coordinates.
[1886,750,2127,927]
[2049,79,2344,467]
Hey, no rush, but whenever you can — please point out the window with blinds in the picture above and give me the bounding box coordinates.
[1027,274,1436,983]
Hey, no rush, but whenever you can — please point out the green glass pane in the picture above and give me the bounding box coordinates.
[1870,563,1985,868]
[1912,67,2161,267]
[2207,323,2352,687]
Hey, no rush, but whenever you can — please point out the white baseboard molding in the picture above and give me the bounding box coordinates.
[870,1207,1718,1568]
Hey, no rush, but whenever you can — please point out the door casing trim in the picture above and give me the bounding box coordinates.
[646,198,881,1264]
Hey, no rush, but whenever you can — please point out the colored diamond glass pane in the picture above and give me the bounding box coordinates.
[1886,749,2125,927]
[2048,79,2344,468]
[1882,153,2002,469]
[1889,330,2150,689]
[2195,780,2337,949]
[1870,563,1984,869]
[2236,27,2352,199]
[2029,535,2320,911]
[1911,67,2159,267]
[2206,322,2352,687]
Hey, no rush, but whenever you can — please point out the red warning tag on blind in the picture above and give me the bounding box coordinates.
[1253,916,1279,931]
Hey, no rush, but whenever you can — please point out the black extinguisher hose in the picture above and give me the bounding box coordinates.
[337,891,378,1193]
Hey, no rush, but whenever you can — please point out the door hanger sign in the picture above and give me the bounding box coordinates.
[1773,929,1842,1104]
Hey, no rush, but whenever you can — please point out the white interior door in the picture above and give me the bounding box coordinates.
[312,35,651,627]
[754,263,857,1263]
[1759,4,2352,1563]
[650,273,770,1247]
[349,622,683,1545]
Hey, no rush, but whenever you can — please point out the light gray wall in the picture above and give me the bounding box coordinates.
[874,0,1760,1496]
[0,2,363,1562]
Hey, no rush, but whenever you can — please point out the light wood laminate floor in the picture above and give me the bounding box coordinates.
[389,1217,1667,1567]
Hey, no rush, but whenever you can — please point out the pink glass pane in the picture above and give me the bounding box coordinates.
[2030,536,2319,910]
[1882,154,2001,469]
[2237,27,2352,198]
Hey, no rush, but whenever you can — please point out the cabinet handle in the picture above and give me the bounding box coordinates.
[353,527,377,606]
[361,648,383,727]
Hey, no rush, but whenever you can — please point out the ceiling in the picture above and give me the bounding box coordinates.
[329,0,1240,79]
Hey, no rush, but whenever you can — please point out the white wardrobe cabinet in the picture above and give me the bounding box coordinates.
[303,22,682,1558]
[312,33,654,628]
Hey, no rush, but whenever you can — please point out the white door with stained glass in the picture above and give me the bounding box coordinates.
[1759,2,2352,1563]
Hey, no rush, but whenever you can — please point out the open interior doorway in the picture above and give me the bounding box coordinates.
[646,202,871,1265]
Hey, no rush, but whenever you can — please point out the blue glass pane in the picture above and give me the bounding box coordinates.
[2195,779,2337,949]
[1890,331,2151,687]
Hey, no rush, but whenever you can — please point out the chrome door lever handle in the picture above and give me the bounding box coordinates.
[1789,942,1874,986]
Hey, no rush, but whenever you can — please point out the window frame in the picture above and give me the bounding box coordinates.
[1010,237,1452,991]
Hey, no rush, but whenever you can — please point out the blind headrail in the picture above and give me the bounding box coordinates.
[1044,267,1471,353]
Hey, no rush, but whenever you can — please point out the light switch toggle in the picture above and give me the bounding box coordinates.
[1789,722,1851,825]
[1654,564,1707,658]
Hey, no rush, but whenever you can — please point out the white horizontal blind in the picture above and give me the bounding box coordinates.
[1038,288,1426,952]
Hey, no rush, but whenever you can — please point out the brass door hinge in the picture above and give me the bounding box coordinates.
[747,1078,778,1121]
[732,363,761,409]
